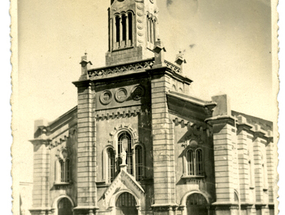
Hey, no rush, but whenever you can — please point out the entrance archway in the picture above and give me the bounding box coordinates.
[116,192,138,215]
[58,198,73,215]
[186,193,208,215]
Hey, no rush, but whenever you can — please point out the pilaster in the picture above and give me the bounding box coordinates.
[73,80,98,214]
[30,138,51,212]
[209,117,236,203]
[265,140,275,204]
[253,135,265,203]
[236,116,254,203]
[151,71,176,207]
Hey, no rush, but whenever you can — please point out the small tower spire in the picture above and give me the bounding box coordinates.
[79,53,92,81]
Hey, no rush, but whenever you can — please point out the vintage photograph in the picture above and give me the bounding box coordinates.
[11,0,279,215]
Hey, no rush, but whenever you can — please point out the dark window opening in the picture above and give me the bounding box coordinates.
[128,13,133,42]
[107,148,115,182]
[122,14,126,41]
[135,145,143,181]
[115,16,120,42]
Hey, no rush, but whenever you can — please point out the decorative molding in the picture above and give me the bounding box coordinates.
[165,60,181,73]
[103,169,144,208]
[49,126,77,149]
[96,107,142,121]
[115,88,128,103]
[100,90,113,105]
[131,85,145,101]
[108,123,138,144]
[173,117,208,146]
[88,59,154,78]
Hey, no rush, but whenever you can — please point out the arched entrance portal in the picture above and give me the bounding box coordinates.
[58,198,73,215]
[186,193,208,215]
[116,192,138,215]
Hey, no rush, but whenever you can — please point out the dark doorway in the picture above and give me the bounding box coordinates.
[58,198,73,215]
[116,192,138,215]
[186,193,208,215]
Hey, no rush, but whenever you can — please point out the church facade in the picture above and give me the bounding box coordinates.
[29,1,276,215]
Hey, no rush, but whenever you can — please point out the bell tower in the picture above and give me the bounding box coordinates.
[106,0,159,66]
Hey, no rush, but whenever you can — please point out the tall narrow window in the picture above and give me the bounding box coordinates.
[147,16,150,42]
[135,145,143,181]
[186,150,194,175]
[60,160,65,182]
[153,19,156,43]
[196,149,203,175]
[128,13,133,43]
[66,159,70,182]
[107,148,115,182]
[115,16,120,43]
[122,14,127,42]
[59,159,70,182]
[185,148,203,176]
[150,19,153,43]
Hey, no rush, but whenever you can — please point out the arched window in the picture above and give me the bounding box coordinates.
[115,16,120,43]
[196,149,203,175]
[135,145,143,181]
[122,14,127,43]
[107,148,115,183]
[112,12,133,50]
[185,148,203,176]
[60,159,70,182]
[58,198,72,215]
[147,14,156,44]
[153,18,156,43]
[186,150,194,175]
[55,149,70,183]
[103,130,144,182]
[128,12,133,44]
[150,19,153,43]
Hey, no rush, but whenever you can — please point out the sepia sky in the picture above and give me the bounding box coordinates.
[15,0,275,183]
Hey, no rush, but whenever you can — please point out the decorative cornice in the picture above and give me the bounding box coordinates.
[88,58,154,79]
[164,60,181,73]
[205,115,236,127]
[173,116,208,129]
[96,106,143,121]
[49,126,77,149]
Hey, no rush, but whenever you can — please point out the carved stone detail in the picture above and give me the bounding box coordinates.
[49,126,77,149]
[108,124,138,144]
[96,107,142,121]
[88,59,154,78]
[100,90,113,105]
[165,60,181,73]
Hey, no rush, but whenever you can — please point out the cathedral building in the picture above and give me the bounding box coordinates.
[29,0,276,215]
